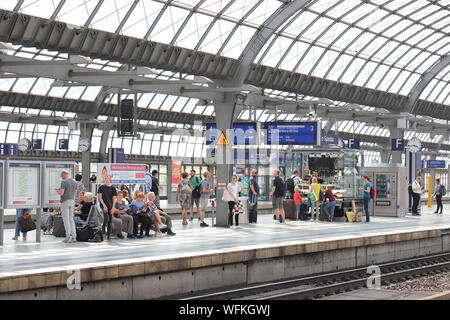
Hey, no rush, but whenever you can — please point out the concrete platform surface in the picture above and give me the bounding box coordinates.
[1,205,450,278]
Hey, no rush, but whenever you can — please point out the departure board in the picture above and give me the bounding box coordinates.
[264,121,320,145]
[6,161,41,209]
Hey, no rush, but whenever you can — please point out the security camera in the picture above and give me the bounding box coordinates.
[307,112,315,117]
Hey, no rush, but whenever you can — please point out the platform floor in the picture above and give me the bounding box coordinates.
[1,205,450,278]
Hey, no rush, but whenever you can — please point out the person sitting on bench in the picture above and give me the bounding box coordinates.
[146,192,175,236]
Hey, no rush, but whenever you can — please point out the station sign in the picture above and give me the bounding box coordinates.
[391,139,404,151]
[264,121,320,146]
[108,148,125,163]
[58,139,69,150]
[348,138,360,149]
[32,139,43,150]
[321,133,339,146]
[0,143,18,156]
[426,160,446,169]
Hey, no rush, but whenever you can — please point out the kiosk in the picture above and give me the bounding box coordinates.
[362,164,407,217]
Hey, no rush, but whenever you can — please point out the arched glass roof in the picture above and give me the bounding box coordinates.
[0,0,449,161]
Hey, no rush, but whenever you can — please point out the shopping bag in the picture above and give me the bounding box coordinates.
[20,214,36,233]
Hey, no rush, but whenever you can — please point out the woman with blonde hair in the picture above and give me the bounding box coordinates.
[309,177,321,220]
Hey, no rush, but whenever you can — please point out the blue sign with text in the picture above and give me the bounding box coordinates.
[32,139,42,150]
[58,139,69,150]
[321,133,339,146]
[391,139,404,151]
[427,160,446,169]
[348,138,360,149]
[264,121,319,145]
[0,143,18,156]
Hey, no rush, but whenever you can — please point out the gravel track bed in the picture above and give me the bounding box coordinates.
[384,272,450,292]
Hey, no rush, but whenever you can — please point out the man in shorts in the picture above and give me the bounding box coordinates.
[189,170,201,221]
[199,171,213,227]
[270,169,286,224]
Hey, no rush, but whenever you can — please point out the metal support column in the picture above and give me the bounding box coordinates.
[35,208,42,243]
[214,93,236,228]
[80,123,94,191]
[390,126,404,164]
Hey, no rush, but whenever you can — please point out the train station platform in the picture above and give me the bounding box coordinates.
[1,205,450,299]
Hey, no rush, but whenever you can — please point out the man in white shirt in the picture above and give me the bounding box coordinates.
[411,177,423,216]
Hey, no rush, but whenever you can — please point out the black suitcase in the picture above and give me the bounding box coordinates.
[283,199,296,219]
[76,225,95,242]
[52,215,66,237]
[300,203,309,220]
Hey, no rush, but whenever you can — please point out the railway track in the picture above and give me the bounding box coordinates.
[182,252,450,300]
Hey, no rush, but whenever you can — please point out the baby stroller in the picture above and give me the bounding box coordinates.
[76,198,104,242]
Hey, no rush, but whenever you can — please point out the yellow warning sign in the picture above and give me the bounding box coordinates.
[216,130,229,146]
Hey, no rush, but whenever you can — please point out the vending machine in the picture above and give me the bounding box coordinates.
[361,164,407,217]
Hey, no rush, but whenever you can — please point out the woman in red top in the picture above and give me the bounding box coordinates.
[294,186,302,220]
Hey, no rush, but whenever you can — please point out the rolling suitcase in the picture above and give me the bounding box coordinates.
[300,203,309,220]
[283,199,296,219]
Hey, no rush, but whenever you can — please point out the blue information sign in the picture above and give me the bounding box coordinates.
[32,139,42,150]
[321,133,339,146]
[0,143,18,156]
[58,139,69,150]
[264,121,319,145]
[391,139,404,151]
[427,160,446,169]
[205,122,257,145]
[348,138,360,149]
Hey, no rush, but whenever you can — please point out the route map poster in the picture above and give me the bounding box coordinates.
[6,161,40,208]
[42,162,75,207]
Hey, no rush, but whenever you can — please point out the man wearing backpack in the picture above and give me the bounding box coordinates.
[433,178,446,214]
[270,169,286,224]
[189,170,201,221]
[151,170,160,208]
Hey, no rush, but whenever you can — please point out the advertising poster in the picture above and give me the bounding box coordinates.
[97,163,147,185]
[6,161,41,208]
[171,161,182,192]
[42,162,75,207]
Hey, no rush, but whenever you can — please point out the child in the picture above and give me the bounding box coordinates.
[294,186,302,220]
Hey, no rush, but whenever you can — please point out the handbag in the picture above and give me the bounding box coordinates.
[20,214,36,233]
[222,188,234,202]
[233,201,244,215]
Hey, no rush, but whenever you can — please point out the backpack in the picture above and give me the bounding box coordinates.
[370,186,375,199]
[151,176,158,193]
[408,185,413,195]
[192,181,202,199]
[285,178,295,194]
[442,185,447,195]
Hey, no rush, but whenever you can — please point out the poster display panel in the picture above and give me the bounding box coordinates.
[264,121,320,145]
[5,161,41,209]
[42,162,75,207]
[171,161,182,192]
[97,163,147,185]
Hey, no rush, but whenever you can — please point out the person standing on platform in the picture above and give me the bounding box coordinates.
[309,177,321,220]
[248,169,260,224]
[177,172,193,225]
[322,185,337,222]
[189,170,201,221]
[270,169,286,224]
[359,176,373,223]
[151,170,160,208]
[199,171,213,227]
[291,170,302,188]
[97,174,118,240]
[294,187,302,220]
[56,170,77,243]
[224,175,242,229]
[12,208,31,241]
[74,174,86,206]
[139,165,153,194]
[411,177,423,216]
[433,178,445,214]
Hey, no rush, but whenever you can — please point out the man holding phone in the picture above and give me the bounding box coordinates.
[56,170,77,243]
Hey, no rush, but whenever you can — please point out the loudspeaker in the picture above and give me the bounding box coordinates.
[120,99,134,118]
[119,119,134,135]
